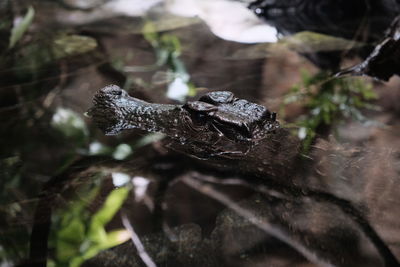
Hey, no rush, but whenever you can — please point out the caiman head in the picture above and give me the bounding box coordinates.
[87,85,133,135]
[87,85,282,159]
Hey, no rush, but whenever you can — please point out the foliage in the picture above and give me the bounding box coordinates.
[112,22,196,101]
[282,71,378,151]
[52,34,98,59]
[277,31,364,53]
[49,186,130,267]
[231,31,364,60]
[0,155,30,263]
[9,6,35,48]
[1,7,163,267]
[142,22,196,101]
[14,33,97,80]
[52,108,89,144]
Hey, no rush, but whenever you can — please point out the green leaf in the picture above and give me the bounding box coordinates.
[52,34,97,59]
[88,187,129,242]
[104,229,130,247]
[187,82,197,97]
[112,144,133,160]
[50,186,131,267]
[282,71,377,153]
[59,218,85,243]
[56,218,85,261]
[132,133,165,149]
[161,34,181,55]
[71,229,129,267]
[9,6,35,48]
[51,107,89,142]
[142,22,158,47]
[277,31,364,53]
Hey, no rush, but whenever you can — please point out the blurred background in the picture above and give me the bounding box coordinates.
[1,1,400,266]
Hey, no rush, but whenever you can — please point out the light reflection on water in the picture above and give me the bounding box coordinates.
[1,1,400,267]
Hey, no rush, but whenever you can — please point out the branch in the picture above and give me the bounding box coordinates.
[121,213,157,267]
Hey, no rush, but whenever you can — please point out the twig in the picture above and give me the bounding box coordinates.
[180,175,334,267]
[190,172,289,200]
[188,172,400,267]
[121,213,157,267]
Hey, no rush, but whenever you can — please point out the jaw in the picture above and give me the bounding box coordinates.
[86,87,127,135]
[88,85,282,160]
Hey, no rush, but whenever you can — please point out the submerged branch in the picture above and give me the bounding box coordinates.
[121,213,157,267]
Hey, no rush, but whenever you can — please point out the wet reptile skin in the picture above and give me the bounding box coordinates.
[87,85,279,140]
[248,0,400,40]
[87,85,296,179]
[86,85,400,266]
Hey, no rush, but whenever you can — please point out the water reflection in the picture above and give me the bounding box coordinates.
[1,1,400,267]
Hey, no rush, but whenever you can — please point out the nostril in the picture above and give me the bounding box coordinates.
[85,109,93,118]
[271,112,276,121]
[100,84,123,96]
[110,89,122,96]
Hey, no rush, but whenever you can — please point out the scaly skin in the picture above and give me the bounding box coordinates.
[87,85,293,180]
[87,85,188,137]
[86,85,399,266]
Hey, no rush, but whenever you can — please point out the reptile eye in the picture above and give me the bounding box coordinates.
[111,90,122,96]
[109,87,123,96]
[190,111,208,126]
[200,91,235,104]
[183,101,217,112]
[100,84,123,98]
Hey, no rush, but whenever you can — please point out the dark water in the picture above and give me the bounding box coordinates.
[1,1,400,267]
